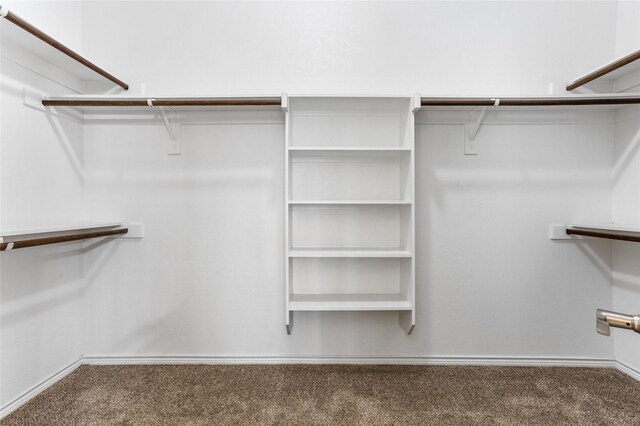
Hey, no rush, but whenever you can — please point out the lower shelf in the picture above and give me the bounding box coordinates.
[289,249,412,258]
[0,222,122,238]
[289,293,412,311]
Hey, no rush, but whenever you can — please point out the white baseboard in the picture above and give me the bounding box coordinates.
[2,355,637,420]
[82,355,616,368]
[616,361,640,381]
[0,357,83,420]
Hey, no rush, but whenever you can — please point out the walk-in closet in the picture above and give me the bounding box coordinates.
[1,1,639,424]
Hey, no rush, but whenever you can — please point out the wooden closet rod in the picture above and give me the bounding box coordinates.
[43,96,640,108]
[0,228,128,251]
[421,96,640,106]
[567,50,640,91]
[566,228,640,243]
[0,5,129,90]
[41,97,282,107]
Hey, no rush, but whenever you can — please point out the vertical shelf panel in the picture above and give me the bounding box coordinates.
[284,99,293,335]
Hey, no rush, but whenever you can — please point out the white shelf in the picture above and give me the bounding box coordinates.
[289,200,412,205]
[289,147,411,152]
[289,293,412,311]
[1,15,127,90]
[289,249,412,258]
[550,223,640,241]
[288,148,412,160]
[421,94,640,112]
[41,95,284,114]
[0,222,122,238]
[567,50,640,90]
[571,223,640,234]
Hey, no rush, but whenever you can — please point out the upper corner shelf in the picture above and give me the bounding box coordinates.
[0,222,122,238]
[566,49,640,91]
[0,5,128,90]
[0,222,127,252]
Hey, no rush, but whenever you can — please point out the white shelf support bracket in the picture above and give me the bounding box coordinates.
[399,311,415,335]
[281,92,288,112]
[469,106,488,141]
[0,5,9,18]
[122,223,144,239]
[550,224,574,240]
[286,311,293,335]
[151,100,181,155]
[465,98,499,155]
[24,89,47,112]
[30,91,83,122]
[412,93,421,113]
[158,107,176,140]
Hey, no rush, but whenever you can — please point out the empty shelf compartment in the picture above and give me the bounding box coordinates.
[290,205,412,251]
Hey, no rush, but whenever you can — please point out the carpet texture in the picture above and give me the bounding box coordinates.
[2,365,639,425]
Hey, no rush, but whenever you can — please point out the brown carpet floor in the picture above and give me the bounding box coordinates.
[2,365,639,425]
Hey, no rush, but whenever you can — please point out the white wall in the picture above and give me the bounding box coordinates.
[615,0,640,57]
[81,109,615,360]
[0,1,85,410]
[611,0,640,374]
[82,1,617,96]
[612,106,640,374]
[75,1,619,361]
[2,1,83,49]
[417,112,614,359]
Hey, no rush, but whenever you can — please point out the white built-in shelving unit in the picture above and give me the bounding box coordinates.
[284,95,420,334]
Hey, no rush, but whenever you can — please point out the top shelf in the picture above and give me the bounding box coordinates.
[41,96,284,113]
[421,94,640,109]
[40,94,640,114]
[571,223,640,234]
[0,5,128,90]
[566,50,640,91]
[566,223,640,244]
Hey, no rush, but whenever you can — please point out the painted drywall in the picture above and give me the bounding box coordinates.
[615,0,640,57]
[79,108,614,360]
[81,1,617,96]
[77,2,620,360]
[0,1,85,409]
[612,106,640,372]
[611,0,640,376]
[2,1,83,49]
